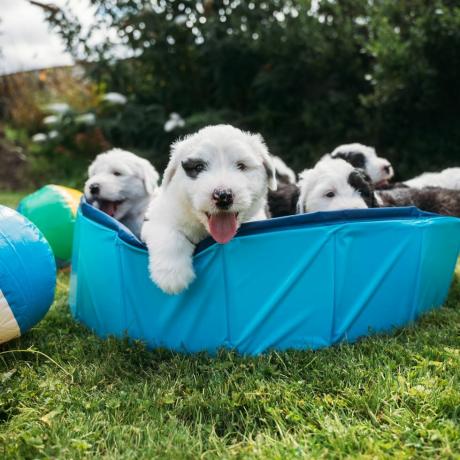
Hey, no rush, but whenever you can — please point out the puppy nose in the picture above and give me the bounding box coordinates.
[212,188,233,209]
[89,183,100,195]
[383,165,391,174]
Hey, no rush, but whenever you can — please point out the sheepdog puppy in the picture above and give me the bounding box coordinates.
[297,158,379,213]
[141,125,277,295]
[85,148,160,237]
[404,167,460,190]
[378,187,460,217]
[329,143,394,188]
[296,157,460,217]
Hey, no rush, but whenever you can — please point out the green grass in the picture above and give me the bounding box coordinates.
[1,191,459,459]
[0,191,26,209]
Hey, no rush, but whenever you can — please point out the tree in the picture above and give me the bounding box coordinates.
[33,0,460,177]
[363,0,460,176]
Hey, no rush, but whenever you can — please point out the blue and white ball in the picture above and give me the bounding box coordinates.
[0,205,56,344]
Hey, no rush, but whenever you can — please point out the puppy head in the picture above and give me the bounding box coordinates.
[297,158,378,213]
[85,148,159,219]
[162,124,277,243]
[330,143,394,187]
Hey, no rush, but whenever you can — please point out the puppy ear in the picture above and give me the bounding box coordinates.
[141,159,160,195]
[330,150,352,163]
[296,169,314,214]
[162,137,187,187]
[248,133,277,191]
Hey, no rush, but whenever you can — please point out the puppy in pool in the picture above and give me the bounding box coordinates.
[85,148,160,237]
[142,125,277,295]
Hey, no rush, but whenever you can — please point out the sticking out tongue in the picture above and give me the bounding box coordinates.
[99,200,118,217]
[208,212,238,244]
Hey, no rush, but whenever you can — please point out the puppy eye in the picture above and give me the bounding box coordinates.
[236,162,247,171]
[182,159,207,179]
[113,171,122,176]
[325,191,335,198]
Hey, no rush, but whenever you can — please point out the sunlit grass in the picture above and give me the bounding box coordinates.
[0,190,459,458]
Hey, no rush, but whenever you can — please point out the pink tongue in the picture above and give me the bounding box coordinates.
[100,202,117,217]
[208,213,238,244]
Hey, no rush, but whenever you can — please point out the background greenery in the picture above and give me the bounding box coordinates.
[1,0,459,188]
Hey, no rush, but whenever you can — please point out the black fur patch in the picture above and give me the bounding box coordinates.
[267,183,300,217]
[181,159,207,179]
[348,170,379,208]
[379,187,460,217]
[332,151,366,170]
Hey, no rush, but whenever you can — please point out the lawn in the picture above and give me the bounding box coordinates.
[0,191,28,209]
[1,191,459,459]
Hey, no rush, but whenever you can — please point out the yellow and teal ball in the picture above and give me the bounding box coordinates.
[17,185,82,266]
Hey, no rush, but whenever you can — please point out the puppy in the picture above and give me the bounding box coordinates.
[297,158,379,213]
[297,158,460,217]
[404,167,460,190]
[329,143,394,188]
[85,148,160,237]
[378,187,460,217]
[142,125,277,295]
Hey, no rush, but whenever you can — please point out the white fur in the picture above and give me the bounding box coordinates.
[272,155,297,183]
[330,143,394,186]
[404,167,460,190]
[141,124,277,295]
[85,148,160,237]
[297,158,369,213]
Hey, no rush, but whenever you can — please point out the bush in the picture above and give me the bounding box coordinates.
[12,0,460,181]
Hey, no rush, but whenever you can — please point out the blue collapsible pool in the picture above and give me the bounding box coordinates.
[69,201,460,355]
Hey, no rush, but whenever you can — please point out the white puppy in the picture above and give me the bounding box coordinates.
[142,124,277,295]
[329,143,394,187]
[85,148,160,237]
[297,158,378,213]
[404,167,460,190]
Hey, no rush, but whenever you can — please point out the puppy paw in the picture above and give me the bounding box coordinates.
[149,260,196,295]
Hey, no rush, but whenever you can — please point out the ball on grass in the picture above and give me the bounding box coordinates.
[0,205,56,345]
[17,185,82,266]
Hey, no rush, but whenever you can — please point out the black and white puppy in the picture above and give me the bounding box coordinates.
[329,143,394,188]
[85,148,160,237]
[378,187,460,217]
[297,157,460,217]
[142,125,277,295]
[297,158,378,213]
